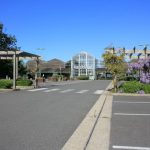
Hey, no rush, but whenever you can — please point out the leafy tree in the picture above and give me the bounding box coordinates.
[0,23,21,78]
[102,52,127,91]
[0,23,17,50]
[0,60,13,79]
[0,59,27,79]
[18,60,27,77]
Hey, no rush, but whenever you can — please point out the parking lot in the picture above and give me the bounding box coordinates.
[109,96,150,150]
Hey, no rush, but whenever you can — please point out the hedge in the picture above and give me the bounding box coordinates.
[120,81,142,93]
[119,81,150,93]
[16,79,33,86]
[142,84,150,94]
[0,79,13,89]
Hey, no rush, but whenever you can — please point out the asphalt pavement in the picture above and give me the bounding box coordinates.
[0,80,110,150]
[109,96,150,150]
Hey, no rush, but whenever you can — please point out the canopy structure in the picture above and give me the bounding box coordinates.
[105,47,150,59]
[0,49,40,89]
[0,50,40,59]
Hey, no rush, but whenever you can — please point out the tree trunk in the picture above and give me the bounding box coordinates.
[113,75,117,92]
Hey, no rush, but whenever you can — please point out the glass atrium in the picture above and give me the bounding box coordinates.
[71,51,96,79]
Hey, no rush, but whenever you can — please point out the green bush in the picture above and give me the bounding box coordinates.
[16,79,33,86]
[120,81,143,93]
[0,79,13,89]
[77,76,89,80]
[142,84,150,94]
[119,76,137,81]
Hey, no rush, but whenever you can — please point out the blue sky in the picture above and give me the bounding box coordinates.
[1,0,150,61]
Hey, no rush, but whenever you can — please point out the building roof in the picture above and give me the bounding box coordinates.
[46,58,65,69]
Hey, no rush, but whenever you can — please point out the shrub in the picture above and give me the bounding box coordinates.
[119,76,137,81]
[77,76,89,80]
[0,79,13,89]
[120,81,143,93]
[16,79,33,86]
[142,84,150,94]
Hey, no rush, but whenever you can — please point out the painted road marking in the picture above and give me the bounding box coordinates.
[94,90,104,94]
[44,89,60,92]
[60,89,75,93]
[114,113,150,116]
[76,90,89,94]
[28,88,48,92]
[113,145,150,150]
[114,101,150,104]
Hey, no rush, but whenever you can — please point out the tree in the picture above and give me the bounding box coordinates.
[0,23,17,50]
[26,59,44,77]
[102,52,127,91]
[0,59,27,79]
[0,23,20,79]
[26,60,37,74]
[0,60,13,78]
[18,60,27,77]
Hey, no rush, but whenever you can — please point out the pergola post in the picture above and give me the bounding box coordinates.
[13,52,16,89]
[35,57,39,88]
[70,57,73,78]
[16,56,19,79]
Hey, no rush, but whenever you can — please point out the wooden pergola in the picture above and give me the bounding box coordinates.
[105,47,150,59]
[0,49,40,89]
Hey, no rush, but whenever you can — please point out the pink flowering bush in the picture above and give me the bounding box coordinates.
[128,58,150,84]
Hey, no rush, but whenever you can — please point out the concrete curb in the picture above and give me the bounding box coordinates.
[86,95,113,150]
[62,81,113,150]
[112,93,150,97]
[0,89,13,92]
[0,86,34,92]
[16,86,34,90]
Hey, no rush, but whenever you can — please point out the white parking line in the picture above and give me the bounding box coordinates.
[113,145,150,150]
[94,90,104,94]
[28,88,48,92]
[114,101,150,104]
[76,90,89,94]
[114,113,150,116]
[44,89,60,92]
[60,89,75,93]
